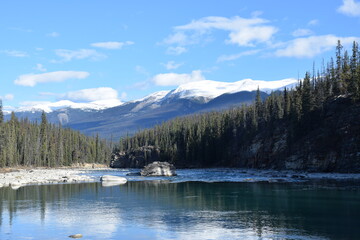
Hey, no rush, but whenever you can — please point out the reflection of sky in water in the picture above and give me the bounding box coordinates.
[0,177,359,239]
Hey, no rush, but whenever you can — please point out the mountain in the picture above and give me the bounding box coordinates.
[5,78,297,139]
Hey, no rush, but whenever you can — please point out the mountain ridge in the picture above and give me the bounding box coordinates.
[5,78,298,139]
[6,78,297,114]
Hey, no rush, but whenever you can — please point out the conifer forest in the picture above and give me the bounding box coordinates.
[116,41,360,170]
[0,109,111,167]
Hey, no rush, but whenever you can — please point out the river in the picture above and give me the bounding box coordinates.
[0,169,359,240]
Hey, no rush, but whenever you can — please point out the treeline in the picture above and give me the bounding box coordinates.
[116,41,360,167]
[0,109,111,167]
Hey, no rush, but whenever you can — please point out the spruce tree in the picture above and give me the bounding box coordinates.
[350,41,359,99]
[0,99,3,124]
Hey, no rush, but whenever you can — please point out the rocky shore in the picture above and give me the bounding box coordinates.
[0,168,102,189]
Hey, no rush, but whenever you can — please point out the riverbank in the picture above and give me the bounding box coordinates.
[2,167,360,190]
[0,167,110,189]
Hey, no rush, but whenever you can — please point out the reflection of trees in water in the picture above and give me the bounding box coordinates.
[0,183,101,226]
[0,182,359,239]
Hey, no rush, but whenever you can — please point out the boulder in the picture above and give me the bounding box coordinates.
[100,175,127,184]
[140,162,177,176]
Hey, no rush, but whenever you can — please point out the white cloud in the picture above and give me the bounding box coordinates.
[166,16,278,47]
[338,0,360,17]
[62,87,118,102]
[152,70,205,86]
[162,61,183,70]
[217,49,260,62]
[91,41,134,49]
[2,50,28,57]
[47,32,60,37]
[34,63,47,72]
[308,19,319,26]
[166,46,187,55]
[163,32,194,45]
[54,49,106,62]
[275,35,359,58]
[292,28,313,37]
[14,71,89,87]
[0,94,14,101]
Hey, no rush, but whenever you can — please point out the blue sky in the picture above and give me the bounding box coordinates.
[1,0,360,110]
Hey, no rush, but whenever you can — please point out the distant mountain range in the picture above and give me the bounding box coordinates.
[5,78,297,139]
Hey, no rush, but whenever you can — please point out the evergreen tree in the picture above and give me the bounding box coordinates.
[0,100,3,124]
[350,41,359,99]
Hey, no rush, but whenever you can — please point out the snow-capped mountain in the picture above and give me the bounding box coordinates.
[14,99,123,113]
[166,78,297,101]
[5,78,298,139]
[130,78,298,107]
[7,78,297,114]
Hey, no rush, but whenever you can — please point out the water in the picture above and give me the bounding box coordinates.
[1,169,360,240]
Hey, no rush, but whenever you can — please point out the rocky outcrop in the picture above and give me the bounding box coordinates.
[232,96,360,172]
[110,146,161,168]
[140,162,177,176]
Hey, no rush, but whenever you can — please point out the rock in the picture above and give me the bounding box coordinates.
[68,234,83,238]
[126,172,141,176]
[140,162,177,176]
[100,175,127,184]
[10,183,22,190]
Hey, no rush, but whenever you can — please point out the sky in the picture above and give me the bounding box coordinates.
[1,0,360,110]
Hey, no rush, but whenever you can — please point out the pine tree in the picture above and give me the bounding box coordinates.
[302,72,313,116]
[284,88,291,118]
[336,40,344,94]
[350,41,359,99]
[40,111,48,166]
[255,87,262,119]
[0,99,3,124]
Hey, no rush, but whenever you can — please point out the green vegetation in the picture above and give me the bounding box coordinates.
[117,41,360,168]
[0,108,111,167]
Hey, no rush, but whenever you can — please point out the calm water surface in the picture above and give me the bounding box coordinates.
[0,170,360,240]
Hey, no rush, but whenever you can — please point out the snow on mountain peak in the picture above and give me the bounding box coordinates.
[131,91,171,112]
[7,78,298,114]
[135,90,171,103]
[15,99,123,113]
[169,78,298,101]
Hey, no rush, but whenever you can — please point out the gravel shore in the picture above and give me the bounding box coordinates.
[0,168,106,189]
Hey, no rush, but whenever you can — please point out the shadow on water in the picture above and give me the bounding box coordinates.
[0,181,359,239]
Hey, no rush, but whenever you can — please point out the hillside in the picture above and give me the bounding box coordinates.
[111,41,360,172]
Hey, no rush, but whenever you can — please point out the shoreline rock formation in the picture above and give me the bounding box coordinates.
[140,162,177,176]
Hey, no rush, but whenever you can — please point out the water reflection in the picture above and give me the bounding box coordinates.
[0,181,359,240]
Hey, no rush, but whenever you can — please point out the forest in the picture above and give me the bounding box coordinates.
[115,41,360,170]
[0,109,111,167]
[1,40,359,170]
